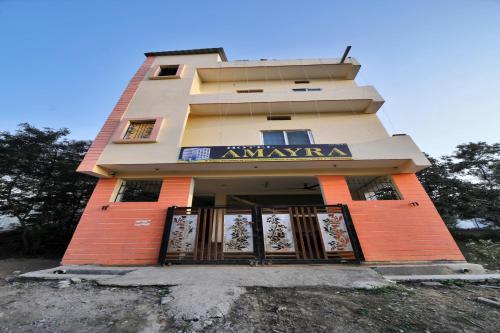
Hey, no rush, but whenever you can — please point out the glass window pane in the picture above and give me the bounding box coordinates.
[263,131,286,145]
[286,131,311,144]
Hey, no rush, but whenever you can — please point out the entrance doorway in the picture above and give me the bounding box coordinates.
[192,176,324,207]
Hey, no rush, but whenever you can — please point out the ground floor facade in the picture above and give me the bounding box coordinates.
[62,173,464,265]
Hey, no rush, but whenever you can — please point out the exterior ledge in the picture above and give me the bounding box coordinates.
[189,86,384,115]
[197,58,360,82]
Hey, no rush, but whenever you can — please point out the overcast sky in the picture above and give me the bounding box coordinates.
[0,0,499,157]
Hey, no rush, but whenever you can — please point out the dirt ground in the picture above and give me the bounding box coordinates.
[1,259,499,333]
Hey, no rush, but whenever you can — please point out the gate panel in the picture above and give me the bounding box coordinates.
[159,205,364,265]
[161,206,258,264]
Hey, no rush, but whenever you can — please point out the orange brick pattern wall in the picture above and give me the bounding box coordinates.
[62,177,193,265]
[318,174,464,262]
[77,56,156,174]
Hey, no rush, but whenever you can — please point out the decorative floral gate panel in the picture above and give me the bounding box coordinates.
[317,212,353,252]
[223,214,254,253]
[167,215,198,253]
[262,213,296,253]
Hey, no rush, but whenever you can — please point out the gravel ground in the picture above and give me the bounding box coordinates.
[1,259,499,333]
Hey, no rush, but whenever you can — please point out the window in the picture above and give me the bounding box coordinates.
[115,180,162,202]
[292,88,322,92]
[267,115,291,121]
[150,65,183,80]
[346,176,401,201]
[112,117,163,144]
[237,89,263,93]
[262,130,313,145]
[294,80,310,84]
[123,121,155,140]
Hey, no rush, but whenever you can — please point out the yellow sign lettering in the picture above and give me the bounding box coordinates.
[283,148,302,157]
[305,148,324,156]
[327,148,348,156]
[222,149,240,158]
[266,149,286,157]
[243,148,264,158]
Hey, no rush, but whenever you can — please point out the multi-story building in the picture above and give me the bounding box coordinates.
[62,48,464,265]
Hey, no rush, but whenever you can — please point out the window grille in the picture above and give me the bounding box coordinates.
[123,121,155,140]
[115,179,162,202]
[346,176,401,201]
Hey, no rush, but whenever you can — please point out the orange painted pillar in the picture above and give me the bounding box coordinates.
[62,177,193,265]
[317,174,465,262]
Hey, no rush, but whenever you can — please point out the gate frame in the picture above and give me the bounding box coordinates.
[158,204,364,265]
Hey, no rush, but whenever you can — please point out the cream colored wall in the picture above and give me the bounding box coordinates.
[181,112,389,147]
[98,53,222,166]
[195,79,357,94]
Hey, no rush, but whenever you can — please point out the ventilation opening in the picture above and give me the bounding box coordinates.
[237,89,264,93]
[292,88,322,92]
[267,115,292,121]
[294,80,310,84]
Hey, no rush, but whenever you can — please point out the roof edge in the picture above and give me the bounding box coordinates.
[144,47,227,61]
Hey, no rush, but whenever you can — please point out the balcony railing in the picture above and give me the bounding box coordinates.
[158,204,364,265]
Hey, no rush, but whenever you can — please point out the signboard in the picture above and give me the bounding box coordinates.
[178,144,352,162]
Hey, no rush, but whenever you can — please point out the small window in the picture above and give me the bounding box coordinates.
[346,176,401,201]
[150,65,183,80]
[267,115,291,121]
[158,65,179,77]
[112,117,163,144]
[294,80,310,84]
[115,179,162,202]
[262,130,313,145]
[237,89,263,93]
[123,121,155,140]
[292,88,322,92]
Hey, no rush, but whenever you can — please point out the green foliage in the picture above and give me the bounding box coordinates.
[0,123,96,255]
[463,239,500,270]
[417,142,500,228]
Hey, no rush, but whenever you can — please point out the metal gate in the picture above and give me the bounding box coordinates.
[158,205,364,265]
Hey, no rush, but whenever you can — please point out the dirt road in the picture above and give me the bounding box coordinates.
[1,259,499,332]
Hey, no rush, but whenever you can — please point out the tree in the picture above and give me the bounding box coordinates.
[418,142,500,229]
[449,142,500,227]
[0,123,96,254]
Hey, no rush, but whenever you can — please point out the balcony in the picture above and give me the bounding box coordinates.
[196,58,361,82]
[188,86,384,115]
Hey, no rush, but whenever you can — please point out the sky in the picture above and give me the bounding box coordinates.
[0,0,499,157]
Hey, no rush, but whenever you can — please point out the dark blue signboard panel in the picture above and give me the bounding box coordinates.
[178,144,352,162]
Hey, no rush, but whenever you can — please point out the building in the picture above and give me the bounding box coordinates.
[62,47,464,265]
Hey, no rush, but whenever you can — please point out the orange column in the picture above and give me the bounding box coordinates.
[62,177,193,265]
[317,174,464,262]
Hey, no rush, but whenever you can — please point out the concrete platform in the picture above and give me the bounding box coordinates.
[384,274,500,282]
[21,264,390,288]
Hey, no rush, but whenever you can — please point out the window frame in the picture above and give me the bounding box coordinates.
[149,64,184,80]
[346,175,403,201]
[112,117,164,144]
[260,130,314,145]
[113,179,163,203]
